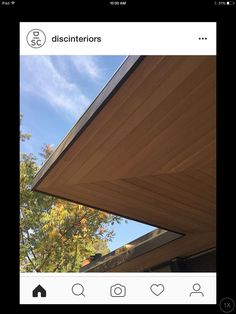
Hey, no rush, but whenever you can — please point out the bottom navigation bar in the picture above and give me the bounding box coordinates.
[20,273,216,304]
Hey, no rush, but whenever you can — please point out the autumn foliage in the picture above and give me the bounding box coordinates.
[20,117,121,272]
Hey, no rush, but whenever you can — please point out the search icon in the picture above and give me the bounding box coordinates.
[71,283,85,297]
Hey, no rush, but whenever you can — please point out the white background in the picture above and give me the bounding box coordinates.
[20,273,216,304]
[20,22,216,55]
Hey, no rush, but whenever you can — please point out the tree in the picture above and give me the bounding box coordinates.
[20,115,122,272]
[20,113,31,142]
[39,144,54,160]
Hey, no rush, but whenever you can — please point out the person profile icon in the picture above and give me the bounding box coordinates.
[189,283,204,297]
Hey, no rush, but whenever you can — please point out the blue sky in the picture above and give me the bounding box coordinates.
[20,55,156,252]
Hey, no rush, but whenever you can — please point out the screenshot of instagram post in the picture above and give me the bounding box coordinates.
[19,22,216,305]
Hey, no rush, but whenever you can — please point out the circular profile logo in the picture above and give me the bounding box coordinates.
[26,29,46,48]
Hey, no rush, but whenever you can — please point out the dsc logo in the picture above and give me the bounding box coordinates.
[26,29,46,48]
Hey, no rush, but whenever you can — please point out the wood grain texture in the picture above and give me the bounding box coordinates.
[110,232,216,272]
[80,229,181,272]
[33,56,216,271]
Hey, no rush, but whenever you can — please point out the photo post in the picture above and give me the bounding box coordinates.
[19,21,216,305]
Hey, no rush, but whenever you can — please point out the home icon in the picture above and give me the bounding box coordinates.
[32,284,46,297]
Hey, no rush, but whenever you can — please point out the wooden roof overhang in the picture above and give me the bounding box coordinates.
[32,55,216,270]
[79,229,181,272]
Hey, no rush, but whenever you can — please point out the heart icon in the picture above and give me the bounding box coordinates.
[150,284,165,296]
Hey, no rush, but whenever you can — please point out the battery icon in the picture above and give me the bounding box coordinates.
[227,1,235,4]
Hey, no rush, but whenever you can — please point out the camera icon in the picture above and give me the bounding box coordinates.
[110,283,126,297]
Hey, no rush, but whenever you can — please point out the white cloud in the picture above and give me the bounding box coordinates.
[70,56,101,80]
[20,56,92,120]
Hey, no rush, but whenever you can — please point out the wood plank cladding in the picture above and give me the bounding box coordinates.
[80,229,181,272]
[110,232,216,272]
[32,56,216,268]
